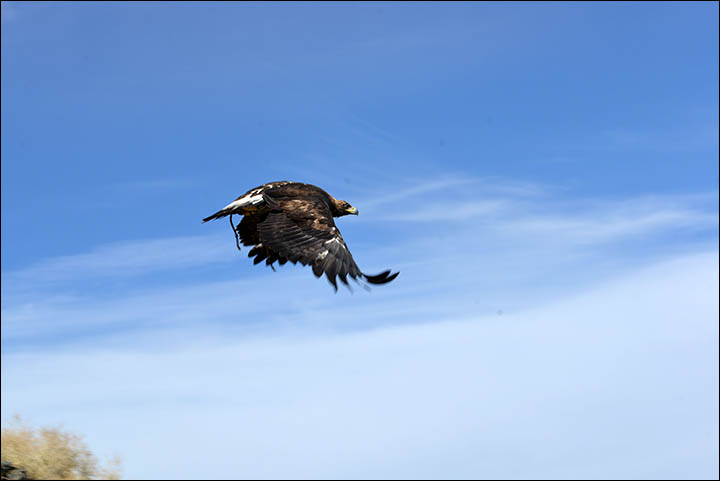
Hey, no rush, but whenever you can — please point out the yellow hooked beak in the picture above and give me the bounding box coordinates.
[346,206,359,215]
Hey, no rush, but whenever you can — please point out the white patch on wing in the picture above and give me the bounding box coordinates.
[222,194,264,211]
[316,250,329,261]
[324,238,341,246]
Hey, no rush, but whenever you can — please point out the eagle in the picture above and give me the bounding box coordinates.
[202,181,399,291]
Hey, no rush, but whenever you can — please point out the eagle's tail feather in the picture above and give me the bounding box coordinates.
[202,208,231,223]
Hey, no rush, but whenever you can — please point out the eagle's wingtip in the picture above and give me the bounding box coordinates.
[363,269,400,285]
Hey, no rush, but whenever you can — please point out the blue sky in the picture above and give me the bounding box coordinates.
[1,2,718,479]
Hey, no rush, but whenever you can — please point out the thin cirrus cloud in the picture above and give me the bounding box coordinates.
[356,175,547,211]
[2,250,717,479]
[374,199,509,222]
[2,176,523,291]
[361,180,717,249]
[1,179,717,350]
[496,205,718,245]
[1,175,717,479]
[2,179,715,293]
[2,234,230,286]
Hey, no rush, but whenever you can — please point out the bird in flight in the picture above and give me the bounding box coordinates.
[202,181,399,291]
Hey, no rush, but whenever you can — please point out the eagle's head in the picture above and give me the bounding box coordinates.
[332,199,359,217]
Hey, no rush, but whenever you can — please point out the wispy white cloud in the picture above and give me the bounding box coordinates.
[2,177,718,479]
[0,177,506,291]
[2,251,717,479]
[367,182,717,248]
[376,199,508,221]
[498,206,717,245]
[359,176,482,209]
[2,234,229,287]
[357,176,548,212]
[2,182,716,345]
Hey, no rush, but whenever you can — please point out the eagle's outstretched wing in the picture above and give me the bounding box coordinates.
[250,192,397,290]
